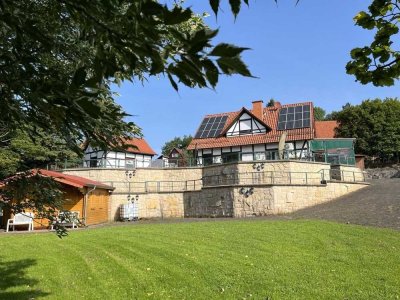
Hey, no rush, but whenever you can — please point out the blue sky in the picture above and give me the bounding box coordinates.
[114,0,400,154]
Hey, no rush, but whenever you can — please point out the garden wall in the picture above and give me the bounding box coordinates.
[62,161,367,221]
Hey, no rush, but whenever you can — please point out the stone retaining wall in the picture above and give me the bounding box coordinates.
[62,161,367,221]
[182,182,367,218]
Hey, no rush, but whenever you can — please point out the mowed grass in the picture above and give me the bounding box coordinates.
[0,220,399,299]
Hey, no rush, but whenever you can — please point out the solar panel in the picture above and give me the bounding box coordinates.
[277,105,311,130]
[195,115,228,138]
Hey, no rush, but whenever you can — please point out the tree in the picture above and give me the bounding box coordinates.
[334,98,400,159]
[0,0,255,235]
[267,98,276,107]
[347,0,400,86]
[161,135,193,156]
[0,126,78,179]
[313,106,326,121]
[0,0,254,152]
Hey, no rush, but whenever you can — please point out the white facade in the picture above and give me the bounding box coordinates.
[84,146,153,168]
[226,113,267,137]
[195,141,310,165]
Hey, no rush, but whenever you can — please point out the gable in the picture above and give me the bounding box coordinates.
[226,112,267,137]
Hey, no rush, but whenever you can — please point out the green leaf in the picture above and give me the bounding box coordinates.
[71,67,87,87]
[229,0,241,18]
[149,50,164,75]
[164,6,193,25]
[209,0,220,17]
[167,73,179,91]
[202,59,219,88]
[210,43,250,57]
[217,56,253,77]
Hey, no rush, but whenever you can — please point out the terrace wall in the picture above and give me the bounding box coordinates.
[62,161,367,221]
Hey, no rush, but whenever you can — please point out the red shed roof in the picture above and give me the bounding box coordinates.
[38,169,114,190]
[315,121,338,138]
[122,138,157,156]
[187,102,315,150]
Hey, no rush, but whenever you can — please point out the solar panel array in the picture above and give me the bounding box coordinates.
[195,115,229,138]
[277,105,311,130]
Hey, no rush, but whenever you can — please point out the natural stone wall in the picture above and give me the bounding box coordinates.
[138,193,184,219]
[232,186,274,217]
[183,189,234,218]
[62,161,367,221]
[366,165,400,179]
[271,182,366,214]
[183,182,368,218]
[63,167,202,183]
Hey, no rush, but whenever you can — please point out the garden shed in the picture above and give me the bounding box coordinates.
[1,169,114,229]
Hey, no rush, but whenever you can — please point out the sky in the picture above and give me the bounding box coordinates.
[113,0,400,155]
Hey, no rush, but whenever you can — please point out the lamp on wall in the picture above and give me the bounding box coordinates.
[239,187,254,198]
[252,162,264,171]
[125,170,136,179]
[127,194,139,203]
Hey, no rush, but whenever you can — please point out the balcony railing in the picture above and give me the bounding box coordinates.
[48,150,356,170]
[101,169,366,195]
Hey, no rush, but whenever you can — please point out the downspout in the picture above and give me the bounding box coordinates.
[83,185,97,226]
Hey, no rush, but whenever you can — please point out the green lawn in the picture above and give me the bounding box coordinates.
[0,220,399,299]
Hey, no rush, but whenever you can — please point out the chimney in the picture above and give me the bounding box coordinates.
[252,100,263,119]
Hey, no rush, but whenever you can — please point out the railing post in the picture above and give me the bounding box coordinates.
[305,172,308,185]
[289,172,292,184]
[157,181,160,192]
[353,171,356,182]
[145,182,148,193]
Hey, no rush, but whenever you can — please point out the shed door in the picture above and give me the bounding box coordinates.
[86,190,109,225]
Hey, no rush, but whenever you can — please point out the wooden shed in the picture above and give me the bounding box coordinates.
[1,169,114,229]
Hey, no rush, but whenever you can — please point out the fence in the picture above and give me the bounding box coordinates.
[48,149,340,171]
[202,170,327,187]
[103,179,202,194]
[103,169,366,194]
[202,169,366,187]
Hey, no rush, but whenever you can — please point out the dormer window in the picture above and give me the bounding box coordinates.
[226,113,267,137]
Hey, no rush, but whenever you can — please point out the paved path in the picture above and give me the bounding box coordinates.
[289,179,400,230]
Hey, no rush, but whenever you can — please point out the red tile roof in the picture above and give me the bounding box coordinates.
[38,169,114,190]
[315,121,338,138]
[187,102,314,150]
[122,138,157,156]
[168,147,184,157]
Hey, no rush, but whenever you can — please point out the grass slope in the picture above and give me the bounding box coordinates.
[0,220,399,299]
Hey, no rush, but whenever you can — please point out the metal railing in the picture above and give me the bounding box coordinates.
[49,149,357,171]
[202,170,326,187]
[202,169,366,187]
[329,169,366,182]
[101,169,366,194]
[103,179,202,194]
[48,158,152,170]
